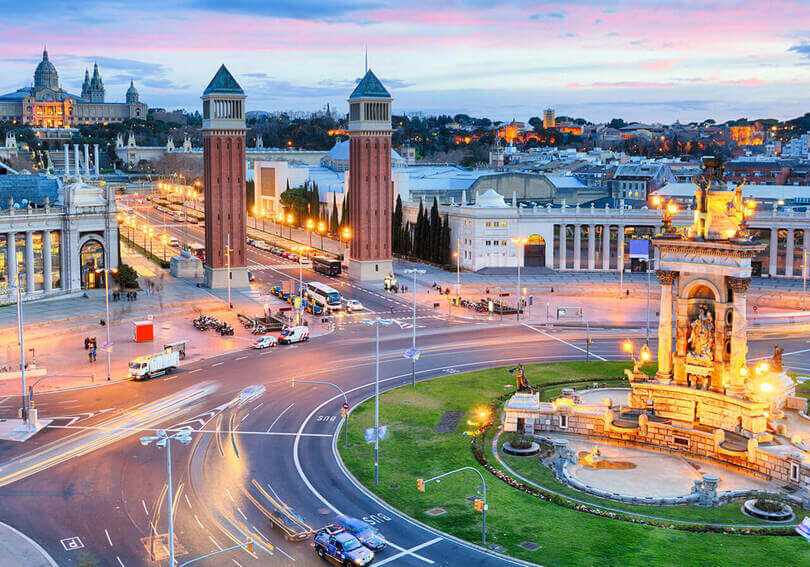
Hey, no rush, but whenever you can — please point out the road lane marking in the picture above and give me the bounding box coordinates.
[237,507,248,520]
[104,529,112,546]
[116,556,125,567]
[141,499,149,516]
[267,403,294,432]
[226,488,235,503]
[375,537,441,565]
[212,362,224,367]
[235,356,247,361]
[194,514,205,529]
[209,535,223,550]
[185,494,192,509]
[521,322,607,361]
[189,369,201,373]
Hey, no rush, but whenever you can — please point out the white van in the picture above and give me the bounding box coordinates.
[278,326,310,344]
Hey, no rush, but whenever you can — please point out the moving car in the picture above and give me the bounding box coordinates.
[313,528,374,566]
[278,326,309,344]
[168,237,181,247]
[345,299,364,313]
[269,506,312,542]
[252,336,276,349]
[330,516,387,551]
[300,256,310,265]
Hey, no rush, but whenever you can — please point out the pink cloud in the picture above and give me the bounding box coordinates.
[641,58,683,71]
[567,81,679,89]
[719,78,768,86]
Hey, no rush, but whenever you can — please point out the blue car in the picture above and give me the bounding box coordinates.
[313,528,374,566]
[331,516,387,551]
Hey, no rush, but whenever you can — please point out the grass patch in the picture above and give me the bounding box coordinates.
[339,362,806,567]
[120,234,170,269]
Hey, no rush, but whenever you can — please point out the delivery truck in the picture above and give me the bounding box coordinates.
[129,349,180,380]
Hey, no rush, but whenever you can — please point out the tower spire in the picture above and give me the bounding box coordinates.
[364,45,368,74]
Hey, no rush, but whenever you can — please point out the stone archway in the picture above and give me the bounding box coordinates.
[79,239,104,289]
[524,234,546,267]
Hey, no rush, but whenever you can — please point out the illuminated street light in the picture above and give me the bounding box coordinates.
[306,218,314,247]
[511,237,528,321]
[403,268,426,388]
[94,266,119,381]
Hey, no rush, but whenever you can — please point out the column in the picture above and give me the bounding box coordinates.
[94,144,100,176]
[786,228,795,277]
[587,224,595,270]
[73,144,80,175]
[617,226,625,273]
[602,225,610,270]
[573,225,581,271]
[64,144,70,176]
[25,231,34,293]
[83,144,91,176]
[805,230,810,282]
[6,231,16,287]
[655,270,678,380]
[43,230,52,292]
[728,277,751,395]
[558,224,567,271]
[769,228,778,277]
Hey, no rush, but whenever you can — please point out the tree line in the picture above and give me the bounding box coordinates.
[392,195,451,266]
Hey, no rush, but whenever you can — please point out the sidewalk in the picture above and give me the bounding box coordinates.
[0,244,330,396]
[0,522,58,567]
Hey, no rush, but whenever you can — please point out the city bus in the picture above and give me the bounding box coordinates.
[305,281,342,308]
[188,242,205,261]
[312,256,341,276]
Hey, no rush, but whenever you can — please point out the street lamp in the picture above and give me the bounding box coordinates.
[362,317,393,485]
[306,218,314,248]
[403,268,426,388]
[317,221,326,251]
[418,466,488,545]
[286,213,294,240]
[94,265,119,381]
[140,429,193,567]
[511,237,528,321]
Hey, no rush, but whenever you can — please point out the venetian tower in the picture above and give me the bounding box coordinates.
[201,65,249,289]
[347,70,394,281]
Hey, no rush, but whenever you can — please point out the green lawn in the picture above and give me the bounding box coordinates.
[339,362,808,567]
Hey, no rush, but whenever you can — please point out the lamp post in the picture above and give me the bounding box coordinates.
[95,265,118,381]
[318,221,326,251]
[803,246,808,310]
[404,268,426,388]
[342,226,351,256]
[286,214,294,241]
[511,237,527,321]
[362,317,393,485]
[139,429,193,567]
[14,273,29,427]
[306,219,314,248]
[225,233,232,310]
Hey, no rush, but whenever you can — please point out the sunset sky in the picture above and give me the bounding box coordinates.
[2,0,809,123]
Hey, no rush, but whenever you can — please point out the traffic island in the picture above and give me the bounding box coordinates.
[337,362,808,567]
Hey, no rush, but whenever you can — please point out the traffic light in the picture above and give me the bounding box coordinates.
[417,478,425,492]
[474,498,484,511]
[341,407,346,419]
[245,538,253,553]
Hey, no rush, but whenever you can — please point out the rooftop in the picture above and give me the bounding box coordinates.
[203,65,244,96]
[0,175,61,209]
[349,69,391,100]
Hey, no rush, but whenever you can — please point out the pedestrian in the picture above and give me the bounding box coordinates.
[84,337,89,349]
[133,291,137,300]
[92,348,97,362]
[88,350,94,363]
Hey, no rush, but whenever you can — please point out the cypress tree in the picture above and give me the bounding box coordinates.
[441,213,451,265]
[429,197,441,263]
[392,195,403,254]
[414,199,425,258]
[330,194,339,234]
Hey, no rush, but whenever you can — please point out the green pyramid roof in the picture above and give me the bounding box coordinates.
[203,65,244,96]
[349,69,391,99]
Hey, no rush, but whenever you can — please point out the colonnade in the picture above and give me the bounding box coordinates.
[552,223,661,271]
[63,143,100,177]
[4,229,60,293]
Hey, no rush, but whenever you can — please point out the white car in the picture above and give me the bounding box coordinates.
[252,336,277,349]
[300,256,310,265]
[169,237,181,247]
[345,299,364,313]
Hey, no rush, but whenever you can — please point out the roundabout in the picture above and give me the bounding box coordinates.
[337,361,808,566]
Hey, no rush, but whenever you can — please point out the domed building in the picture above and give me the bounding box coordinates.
[0,49,148,128]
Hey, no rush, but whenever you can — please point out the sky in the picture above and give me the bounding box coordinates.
[1,0,809,123]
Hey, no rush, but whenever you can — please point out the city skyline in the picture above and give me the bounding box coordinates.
[0,1,809,123]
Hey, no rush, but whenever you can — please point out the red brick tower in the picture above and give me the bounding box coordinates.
[347,70,394,281]
[201,65,249,288]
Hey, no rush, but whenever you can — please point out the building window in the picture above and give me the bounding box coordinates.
[790,462,800,482]
[32,232,44,291]
[559,414,568,429]
[50,231,61,289]
[485,221,491,227]
[485,240,491,246]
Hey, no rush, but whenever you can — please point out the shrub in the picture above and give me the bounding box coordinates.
[113,263,140,289]
[508,432,534,450]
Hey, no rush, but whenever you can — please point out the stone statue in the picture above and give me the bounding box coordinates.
[771,345,784,372]
[509,363,532,393]
[688,306,715,360]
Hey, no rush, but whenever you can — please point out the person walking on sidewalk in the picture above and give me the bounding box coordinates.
[88,350,94,363]
[91,348,97,362]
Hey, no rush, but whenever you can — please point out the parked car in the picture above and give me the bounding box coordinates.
[289,254,299,262]
[330,515,387,551]
[300,256,310,265]
[313,528,374,566]
[252,336,276,349]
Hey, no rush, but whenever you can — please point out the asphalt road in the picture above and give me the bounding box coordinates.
[1,204,809,567]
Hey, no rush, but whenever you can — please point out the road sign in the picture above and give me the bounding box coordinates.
[404,348,422,361]
[343,402,349,410]
[61,537,84,551]
[100,342,114,352]
[499,292,510,297]
[753,305,758,312]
